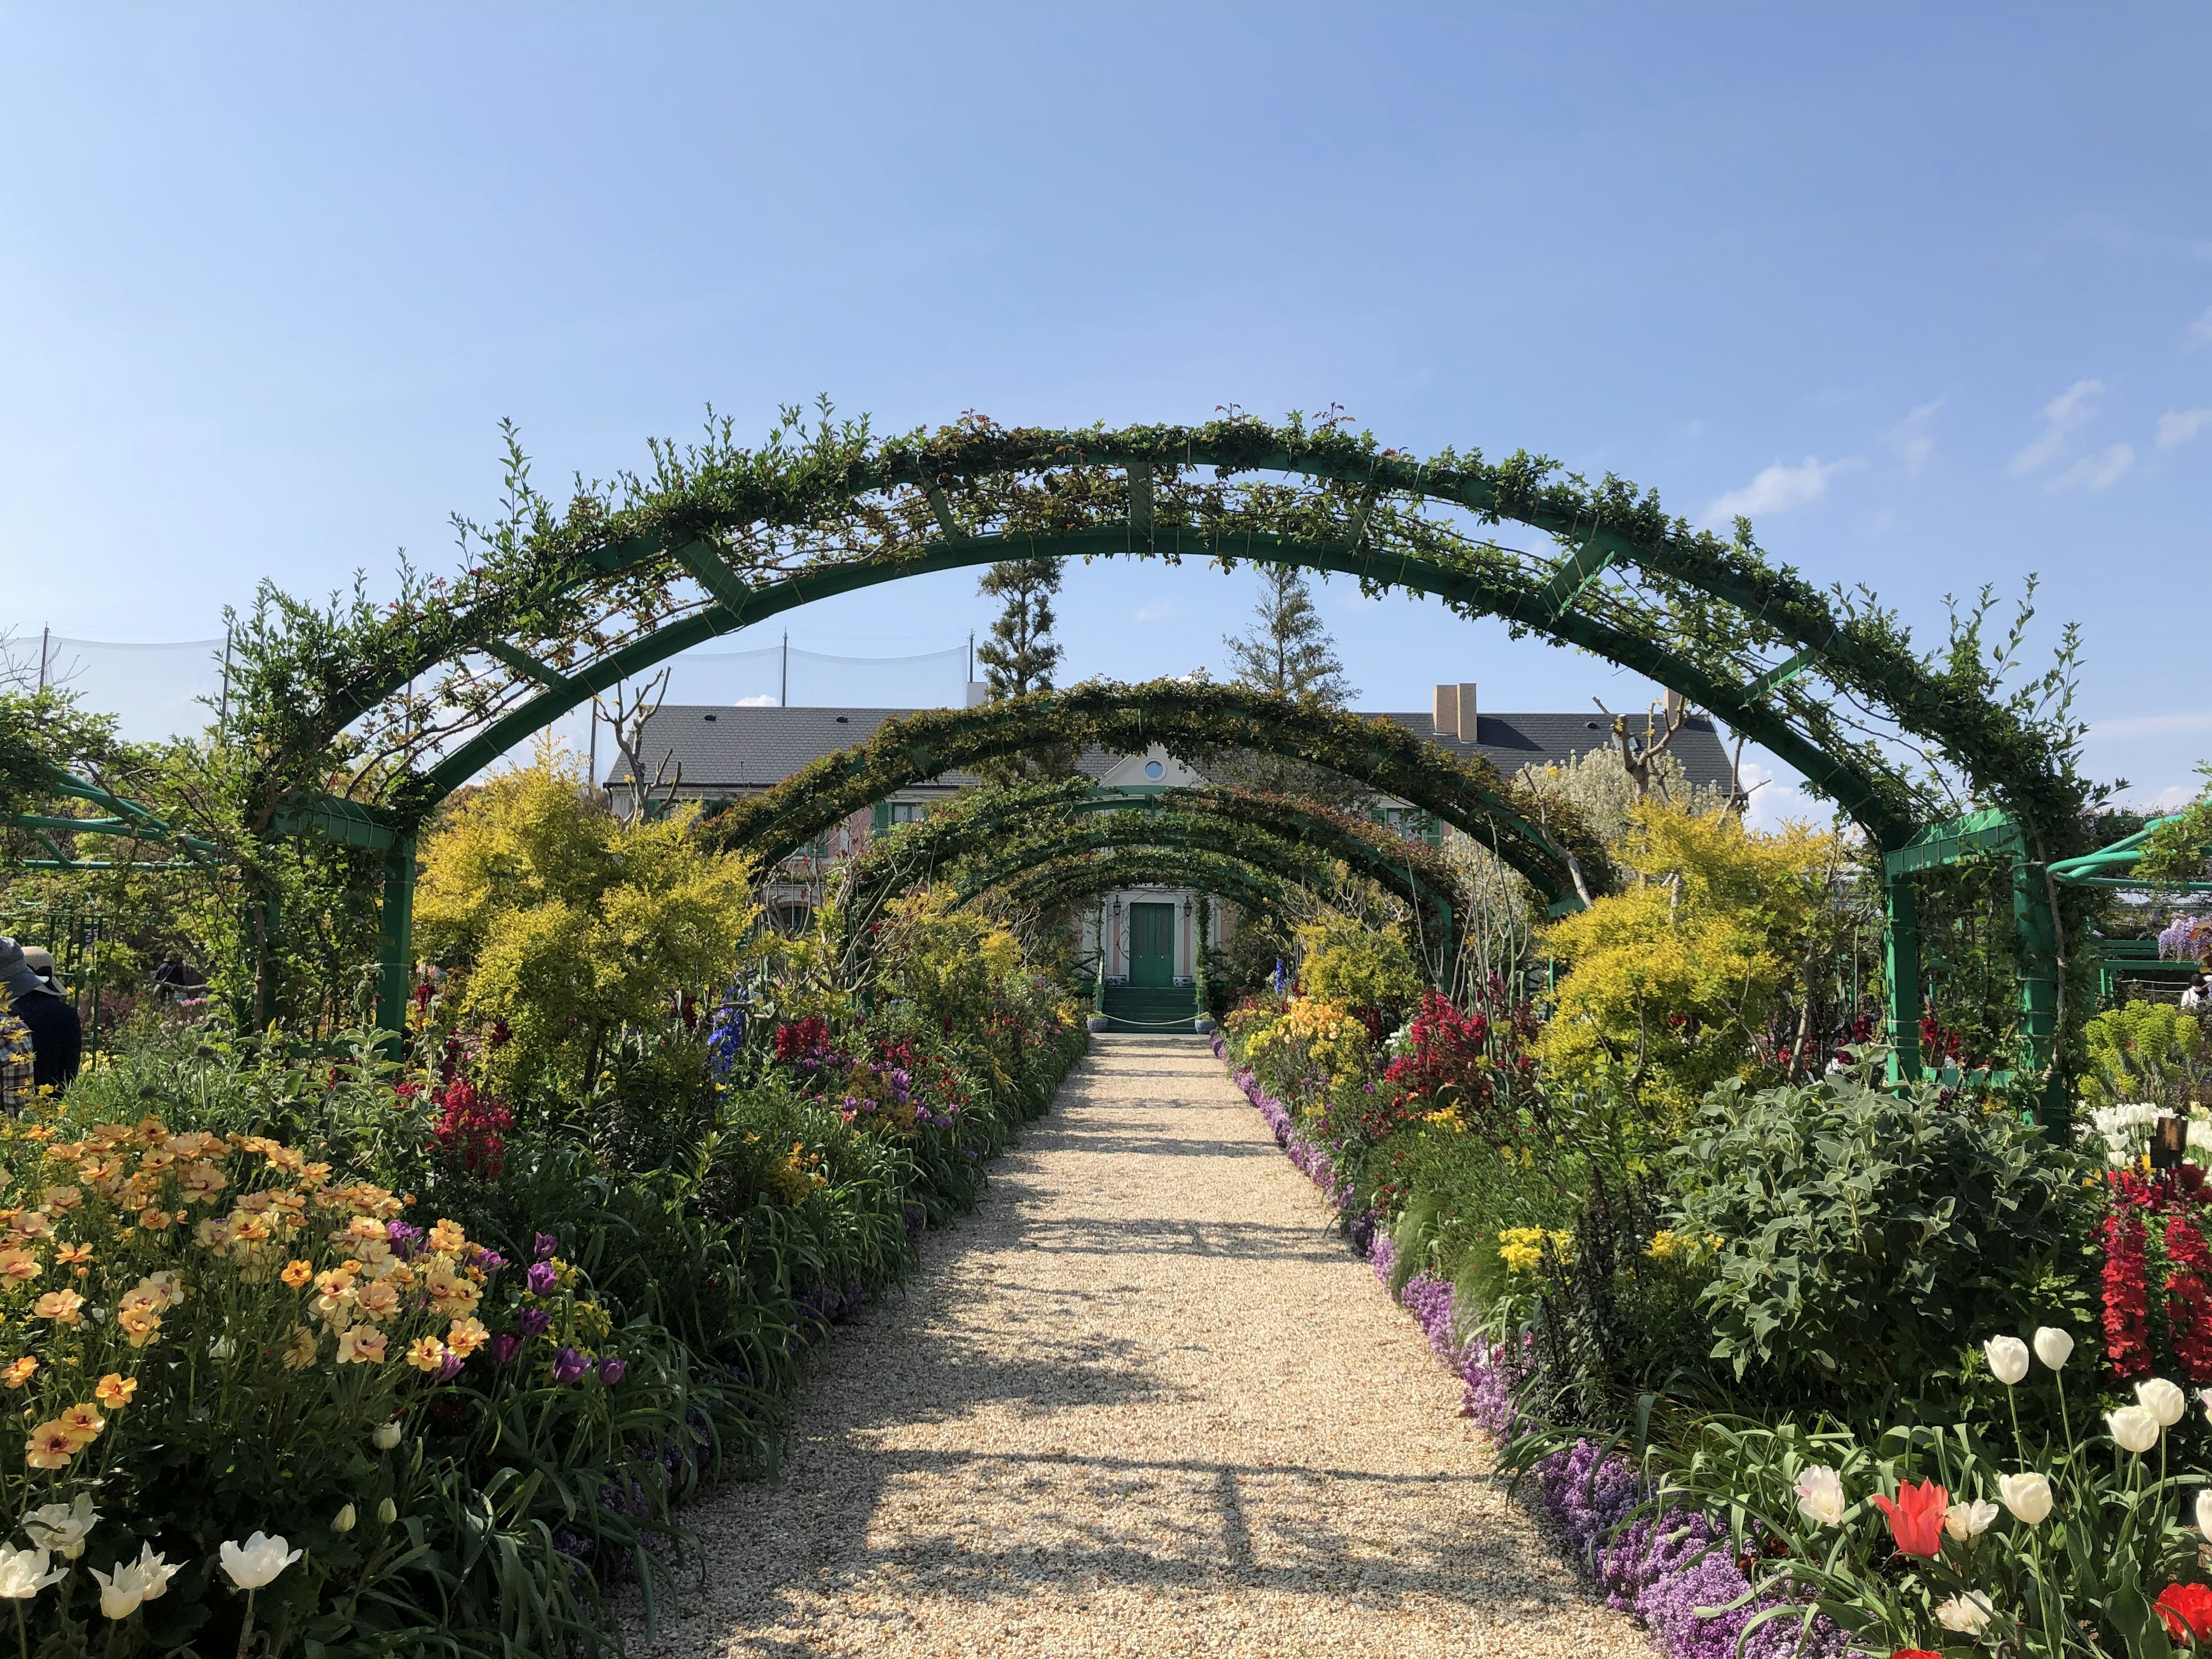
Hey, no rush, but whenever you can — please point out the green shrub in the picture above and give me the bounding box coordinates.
[1667,1069,2094,1404]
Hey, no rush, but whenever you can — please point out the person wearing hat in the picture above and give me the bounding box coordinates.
[0,939,79,1094]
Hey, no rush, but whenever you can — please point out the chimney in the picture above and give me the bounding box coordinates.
[964,681,990,709]
[1433,683,1478,740]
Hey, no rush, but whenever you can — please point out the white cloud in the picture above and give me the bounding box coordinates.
[2052,442,2134,491]
[1885,397,1945,475]
[1134,599,1184,623]
[2158,408,2212,450]
[2010,378,2105,474]
[735,692,777,706]
[2190,306,2212,349]
[1702,455,1862,528]
[2091,709,2212,740]
[1735,757,1828,833]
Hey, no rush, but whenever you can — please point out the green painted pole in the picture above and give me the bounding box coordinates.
[1884,874,1921,1085]
[374,834,417,1044]
[2013,859,2062,1120]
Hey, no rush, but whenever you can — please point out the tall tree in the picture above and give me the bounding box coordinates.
[1218,566,1363,804]
[975,558,1077,785]
[1222,566,1354,707]
[976,558,1065,697]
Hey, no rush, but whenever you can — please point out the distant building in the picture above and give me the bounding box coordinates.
[609,683,1737,980]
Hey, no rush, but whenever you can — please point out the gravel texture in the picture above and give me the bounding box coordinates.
[627,1033,1654,1658]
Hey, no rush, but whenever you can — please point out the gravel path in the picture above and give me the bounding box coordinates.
[628,1033,1654,1658]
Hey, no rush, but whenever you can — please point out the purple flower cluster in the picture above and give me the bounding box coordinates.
[1223,1044,1849,1659]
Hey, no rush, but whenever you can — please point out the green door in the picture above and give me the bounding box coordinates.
[1128,902,1175,987]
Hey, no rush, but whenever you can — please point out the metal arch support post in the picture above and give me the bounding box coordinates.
[2013,860,2062,1116]
[373,834,417,1044]
[1883,871,1921,1085]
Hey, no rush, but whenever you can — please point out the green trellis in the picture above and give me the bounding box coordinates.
[200,410,2089,1109]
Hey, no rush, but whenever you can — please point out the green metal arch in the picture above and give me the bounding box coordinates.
[697,680,1596,905]
[946,815,1361,914]
[978,847,1310,929]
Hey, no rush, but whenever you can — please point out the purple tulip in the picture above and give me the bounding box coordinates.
[533,1232,558,1262]
[385,1221,423,1259]
[435,1351,467,1382]
[526,1262,558,1296]
[490,1333,523,1365]
[517,1308,551,1339]
[472,1247,507,1274]
[596,1356,627,1385]
[553,1346,588,1385]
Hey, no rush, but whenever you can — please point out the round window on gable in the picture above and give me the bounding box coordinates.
[1144,760,1165,780]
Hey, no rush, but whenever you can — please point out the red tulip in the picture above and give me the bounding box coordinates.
[2157,1582,2212,1643]
[1890,1650,1942,1659]
[1870,1479,1948,1558]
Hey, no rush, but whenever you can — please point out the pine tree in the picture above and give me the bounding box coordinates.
[975,557,1077,784]
[976,558,1064,697]
[1217,566,1363,804]
[1222,566,1354,707]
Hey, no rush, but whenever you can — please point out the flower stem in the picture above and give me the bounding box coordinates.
[236,1589,256,1659]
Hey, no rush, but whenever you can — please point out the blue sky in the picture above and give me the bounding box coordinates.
[3,5,2208,817]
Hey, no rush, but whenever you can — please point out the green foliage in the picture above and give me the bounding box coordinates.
[1667,1069,2093,1403]
[2080,1001,2209,1111]
[1294,918,1422,1018]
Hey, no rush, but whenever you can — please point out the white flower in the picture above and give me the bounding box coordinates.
[218,1531,301,1591]
[1943,1498,1999,1540]
[2200,1387,2212,1425]
[21,1494,97,1560]
[372,1421,403,1450]
[332,1503,357,1535]
[2109,1405,2163,1453]
[1998,1472,2054,1525]
[207,1336,234,1359]
[1935,1591,1995,1635]
[0,1544,65,1600]
[1793,1465,1846,1526]
[376,1498,397,1525]
[2034,1326,2075,1370]
[2139,1377,2188,1427]
[1984,1336,2031,1386]
[2197,1488,2212,1540]
[89,1545,179,1620]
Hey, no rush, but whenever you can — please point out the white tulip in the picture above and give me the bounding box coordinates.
[2200,1387,2212,1425]
[89,1546,178,1621]
[218,1531,301,1591]
[1984,1336,2031,1386]
[332,1503,357,1535]
[1943,1498,1999,1540]
[2140,1377,2188,1427]
[0,1545,64,1600]
[1999,1472,2054,1525]
[2109,1405,2164,1453]
[21,1494,97,1560]
[372,1421,403,1450]
[2034,1326,2075,1370]
[376,1498,397,1525]
[1935,1592,1994,1635]
[1793,1465,1847,1526]
[2196,1488,2212,1540]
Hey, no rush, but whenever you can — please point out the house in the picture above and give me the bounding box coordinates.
[609,683,1736,1007]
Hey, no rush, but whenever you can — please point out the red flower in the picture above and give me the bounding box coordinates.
[1870,1479,1948,1559]
[1890,1650,1943,1659]
[2157,1582,2212,1643]
[2103,1209,2153,1380]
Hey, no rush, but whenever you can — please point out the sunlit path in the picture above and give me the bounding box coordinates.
[628,1034,1652,1659]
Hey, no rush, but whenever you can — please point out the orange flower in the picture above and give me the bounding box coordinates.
[8,1210,51,1239]
[353,1281,401,1322]
[57,1404,103,1445]
[54,1243,92,1267]
[39,1187,81,1213]
[347,1215,389,1243]
[94,1373,136,1408]
[335,1326,386,1365]
[137,1209,174,1232]
[279,1259,314,1289]
[117,1306,161,1348]
[1873,1479,1949,1559]
[445,1317,490,1357]
[23,1422,76,1470]
[0,1251,42,1283]
[1,1357,37,1389]
[33,1290,84,1325]
[404,1337,448,1374]
[428,1219,467,1255]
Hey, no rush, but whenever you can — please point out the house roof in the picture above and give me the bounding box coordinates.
[609,703,1737,797]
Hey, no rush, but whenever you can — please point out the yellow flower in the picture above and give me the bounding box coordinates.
[281,1327,317,1370]
[94,1373,136,1408]
[118,1309,162,1348]
[427,1219,467,1255]
[353,1281,401,1323]
[229,1213,272,1245]
[23,1422,77,1470]
[193,1218,235,1250]
[346,1215,389,1244]
[39,1187,81,1213]
[404,1337,448,1374]
[56,1404,103,1445]
[425,1270,479,1317]
[137,1209,174,1232]
[1,1357,37,1389]
[33,1290,84,1325]
[313,1268,357,1301]
[445,1317,490,1357]
[335,1327,386,1366]
[279,1259,314,1289]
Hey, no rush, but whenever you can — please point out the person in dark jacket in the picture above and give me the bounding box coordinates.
[0,939,79,1093]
